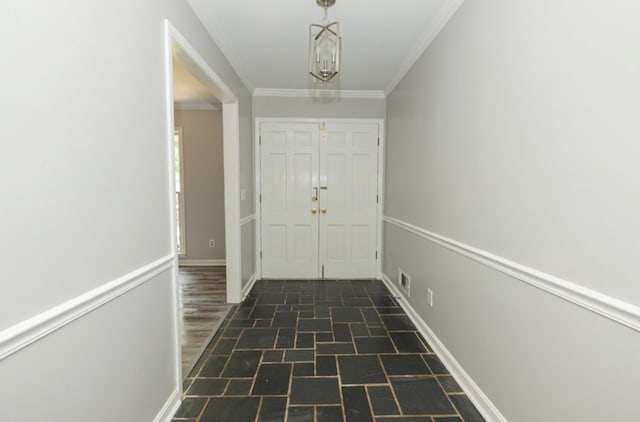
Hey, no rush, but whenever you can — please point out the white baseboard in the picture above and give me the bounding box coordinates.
[178,259,226,267]
[153,386,181,422]
[381,273,507,422]
[242,273,257,300]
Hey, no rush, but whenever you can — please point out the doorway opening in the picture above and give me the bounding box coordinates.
[164,20,242,381]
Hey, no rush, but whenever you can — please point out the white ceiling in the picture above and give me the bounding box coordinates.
[186,0,463,95]
[173,60,221,108]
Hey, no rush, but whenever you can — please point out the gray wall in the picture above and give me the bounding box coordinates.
[0,0,252,419]
[174,109,226,261]
[253,96,386,119]
[384,1,640,421]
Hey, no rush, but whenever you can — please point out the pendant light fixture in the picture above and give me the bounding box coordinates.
[309,0,341,83]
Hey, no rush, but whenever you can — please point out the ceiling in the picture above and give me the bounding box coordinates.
[186,0,463,95]
[173,60,221,108]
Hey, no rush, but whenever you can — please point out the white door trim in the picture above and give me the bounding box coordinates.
[254,117,385,280]
[164,20,242,388]
[376,120,385,280]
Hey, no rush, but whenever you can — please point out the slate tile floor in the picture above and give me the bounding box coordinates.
[173,280,485,422]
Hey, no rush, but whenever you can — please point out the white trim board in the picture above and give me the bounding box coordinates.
[255,118,386,124]
[221,102,243,304]
[242,273,258,300]
[253,88,386,99]
[381,274,507,422]
[0,254,174,361]
[165,18,244,394]
[383,216,640,333]
[164,19,242,306]
[240,214,255,226]
[178,259,226,267]
[153,386,181,422]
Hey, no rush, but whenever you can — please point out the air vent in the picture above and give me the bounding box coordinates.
[399,269,410,296]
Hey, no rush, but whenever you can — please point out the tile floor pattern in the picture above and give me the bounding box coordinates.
[173,280,485,422]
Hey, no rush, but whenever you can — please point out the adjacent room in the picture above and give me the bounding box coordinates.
[172,60,230,374]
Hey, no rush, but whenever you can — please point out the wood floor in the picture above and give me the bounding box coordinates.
[179,266,231,375]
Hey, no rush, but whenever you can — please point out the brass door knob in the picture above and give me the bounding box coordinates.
[311,208,318,214]
[321,208,327,214]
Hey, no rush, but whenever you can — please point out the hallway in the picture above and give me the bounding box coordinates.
[172,280,484,421]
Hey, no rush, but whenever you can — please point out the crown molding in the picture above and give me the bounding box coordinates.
[385,0,464,96]
[253,88,386,99]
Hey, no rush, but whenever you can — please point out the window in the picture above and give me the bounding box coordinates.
[175,127,186,256]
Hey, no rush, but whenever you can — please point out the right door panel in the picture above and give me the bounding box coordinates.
[319,123,379,278]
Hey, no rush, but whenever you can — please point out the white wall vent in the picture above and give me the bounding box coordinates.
[399,269,410,296]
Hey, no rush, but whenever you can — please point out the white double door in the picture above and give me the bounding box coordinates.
[259,120,380,279]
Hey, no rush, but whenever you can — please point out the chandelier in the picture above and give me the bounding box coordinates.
[309,0,341,83]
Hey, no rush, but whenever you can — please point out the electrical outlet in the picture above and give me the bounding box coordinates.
[427,289,434,307]
[209,239,215,248]
[240,188,247,201]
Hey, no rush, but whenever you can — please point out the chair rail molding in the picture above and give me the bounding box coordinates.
[0,254,175,361]
[383,216,640,332]
[240,214,256,226]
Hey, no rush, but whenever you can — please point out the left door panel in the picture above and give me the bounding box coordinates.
[260,122,320,278]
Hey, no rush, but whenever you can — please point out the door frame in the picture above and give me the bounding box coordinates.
[164,21,243,383]
[254,117,385,280]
